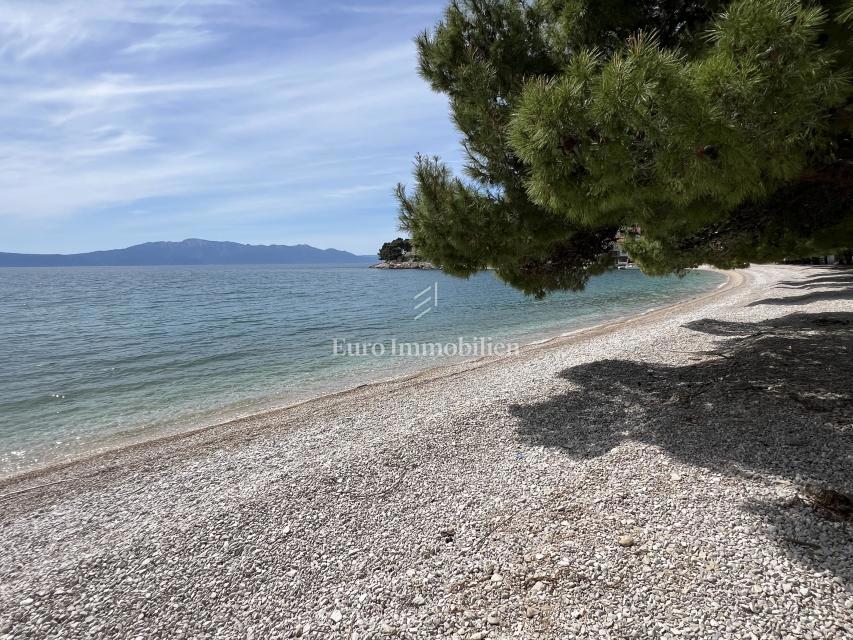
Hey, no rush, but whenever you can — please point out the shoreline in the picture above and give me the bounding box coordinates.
[0,268,736,489]
[0,268,737,489]
[2,264,850,638]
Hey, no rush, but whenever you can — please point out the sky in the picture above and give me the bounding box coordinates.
[0,0,461,255]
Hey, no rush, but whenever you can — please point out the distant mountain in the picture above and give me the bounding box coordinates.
[0,239,376,267]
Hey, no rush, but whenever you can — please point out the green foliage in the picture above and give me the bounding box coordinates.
[397,0,853,294]
[378,237,413,262]
[397,156,616,295]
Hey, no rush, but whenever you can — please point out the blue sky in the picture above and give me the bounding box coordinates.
[0,1,461,255]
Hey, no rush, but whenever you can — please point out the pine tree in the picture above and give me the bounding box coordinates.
[397,0,853,295]
[378,238,413,262]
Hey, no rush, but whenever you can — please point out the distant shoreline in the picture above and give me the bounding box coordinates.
[0,238,375,267]
[369,260,439,269]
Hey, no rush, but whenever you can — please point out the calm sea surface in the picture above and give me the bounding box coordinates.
[0,265,726,476]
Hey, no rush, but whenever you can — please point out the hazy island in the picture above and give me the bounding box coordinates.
[0,238,375,267]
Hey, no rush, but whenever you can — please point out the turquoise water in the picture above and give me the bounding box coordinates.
[0,265,725,476]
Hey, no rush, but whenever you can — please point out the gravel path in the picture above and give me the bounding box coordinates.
[1,264,851,639]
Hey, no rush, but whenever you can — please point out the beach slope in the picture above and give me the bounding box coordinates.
[1,265,851,638]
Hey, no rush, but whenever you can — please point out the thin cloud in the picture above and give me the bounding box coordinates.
[333,3,440,15]
[0,0,456,254]
[121,28,220,56]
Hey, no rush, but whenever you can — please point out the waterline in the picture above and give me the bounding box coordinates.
[0,265,727,476]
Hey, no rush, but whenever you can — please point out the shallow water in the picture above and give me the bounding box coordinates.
[0,264,725,476]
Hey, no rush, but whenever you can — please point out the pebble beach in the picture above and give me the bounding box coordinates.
[1,264,851,639]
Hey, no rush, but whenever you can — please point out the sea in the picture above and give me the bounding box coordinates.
[0,265,726,477]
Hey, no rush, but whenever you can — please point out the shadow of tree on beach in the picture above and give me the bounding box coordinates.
[776,269,853,289]
[751,269,853,305]
[510,311,853,578]
[775,281,853,290]
[747,289,853,306]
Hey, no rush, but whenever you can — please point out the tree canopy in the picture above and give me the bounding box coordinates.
[396,0,853,295]
[378,237,414,262]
